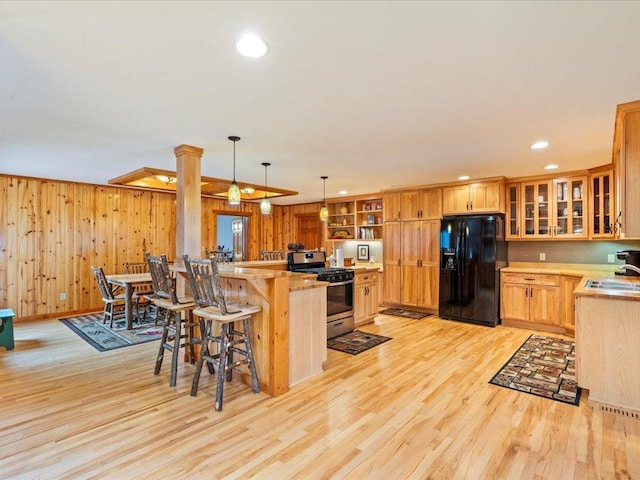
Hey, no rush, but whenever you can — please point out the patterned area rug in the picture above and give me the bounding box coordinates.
[327,330,392,355]
[60,313,163,352]
[489,334,582,406]
[380,308,432,320]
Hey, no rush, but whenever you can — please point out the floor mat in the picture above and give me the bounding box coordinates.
[60,313,162,352]
[489,334,581,406]
[327,330,392,355]
[380,308,432,319]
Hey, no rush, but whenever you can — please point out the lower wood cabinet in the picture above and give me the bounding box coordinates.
[354,270,379,326]
[501,272,562,333]
[383,221,402,305]
[400,219,439,309]
[561,274,582,335]
[576,292,640,410]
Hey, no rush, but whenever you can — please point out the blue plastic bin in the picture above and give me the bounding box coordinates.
[0,309,15,350]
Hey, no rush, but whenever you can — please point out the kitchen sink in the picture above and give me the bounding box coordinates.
[585,279,640,292]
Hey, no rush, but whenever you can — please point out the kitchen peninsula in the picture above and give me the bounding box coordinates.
[211,264,328,396]
[574,275,640,412]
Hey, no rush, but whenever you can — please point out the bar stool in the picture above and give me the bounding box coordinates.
[145,253,198,387]
[183,254,261,411]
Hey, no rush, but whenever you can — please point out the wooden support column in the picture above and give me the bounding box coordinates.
[174,145,203,285]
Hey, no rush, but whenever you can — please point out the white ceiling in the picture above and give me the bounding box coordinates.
[1,1,639,205]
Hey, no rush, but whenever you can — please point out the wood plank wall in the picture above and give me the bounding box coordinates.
[0,174,321,321]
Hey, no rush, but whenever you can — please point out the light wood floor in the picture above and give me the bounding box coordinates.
[1,313,638,479]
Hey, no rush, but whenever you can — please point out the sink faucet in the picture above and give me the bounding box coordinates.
[619,264,640,275]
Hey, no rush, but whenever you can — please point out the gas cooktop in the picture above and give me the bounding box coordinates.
[292,267,354,283]
[287,250,355,282]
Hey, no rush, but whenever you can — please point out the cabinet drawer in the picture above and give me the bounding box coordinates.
[501,272,560,286]
[355,273,377,285]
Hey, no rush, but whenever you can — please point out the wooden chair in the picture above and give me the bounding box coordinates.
[123,261,157,322]
[91,266,126,328]
[183,254,261,411]
[259,249,284,261]
[145,253,198,387]
[205,248,233,263]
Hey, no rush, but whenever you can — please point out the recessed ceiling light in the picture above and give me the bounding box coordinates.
[235,33,269,58]
[458,175,470,181]
[544,164,559,170]
[339,190,348,195]
[530,141,549,150]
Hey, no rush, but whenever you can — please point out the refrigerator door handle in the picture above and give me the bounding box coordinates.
[459,222,466,277]
[455,222,462,273]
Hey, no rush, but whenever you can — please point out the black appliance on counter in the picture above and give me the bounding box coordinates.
[287,251,354,339]
[439,214,507,326]
[615,250,640,276]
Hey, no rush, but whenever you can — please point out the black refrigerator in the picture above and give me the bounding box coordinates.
[439,214,507,326]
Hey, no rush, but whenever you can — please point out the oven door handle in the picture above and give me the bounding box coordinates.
[327,280,354,286]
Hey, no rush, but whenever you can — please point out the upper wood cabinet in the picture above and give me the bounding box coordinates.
[507,175,588,240]
[383,192,401,222]
[505,183,520,239]
[401,188,442,220]
[442,180,504,215]
[612,99,640,239]
[551,176,588,239]
[589,165,616,239]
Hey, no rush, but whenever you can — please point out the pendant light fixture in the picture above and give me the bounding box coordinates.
[319,176,329,221]
[227,135,241,206]
[260,162,272,215]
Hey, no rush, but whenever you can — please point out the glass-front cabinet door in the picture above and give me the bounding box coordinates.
[590,169,615,238]
[521,180,552,238]
[553,176,587,239]
[506,183,520,239]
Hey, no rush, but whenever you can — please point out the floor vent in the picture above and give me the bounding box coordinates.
[600,404,640,419]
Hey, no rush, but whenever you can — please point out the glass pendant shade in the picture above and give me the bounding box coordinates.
[228,180,241,205]
[320,175,329,221]
[260,162,271,215]
[228,136,241,206]
[260,197,272,214]
[319,205,329,221]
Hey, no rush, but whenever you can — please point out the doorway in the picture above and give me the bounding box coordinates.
[217,215,248,262]
[296,213,323,250]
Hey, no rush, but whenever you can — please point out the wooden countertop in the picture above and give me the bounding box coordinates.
[502,262,620,277]
[574,275,640,301]
[289,273,329,292]
[231,260,289,268]
[502,262,640,300]
[349,265,381,274]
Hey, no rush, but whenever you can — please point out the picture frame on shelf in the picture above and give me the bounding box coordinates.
[357,244,369,261]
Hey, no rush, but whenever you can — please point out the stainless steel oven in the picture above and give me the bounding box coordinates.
[288,250,355,339]
[326,279,354,339]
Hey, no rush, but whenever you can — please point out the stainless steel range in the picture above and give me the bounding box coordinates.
[288,251,354,339]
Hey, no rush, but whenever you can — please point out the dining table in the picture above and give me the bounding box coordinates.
[105,273,153,330]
